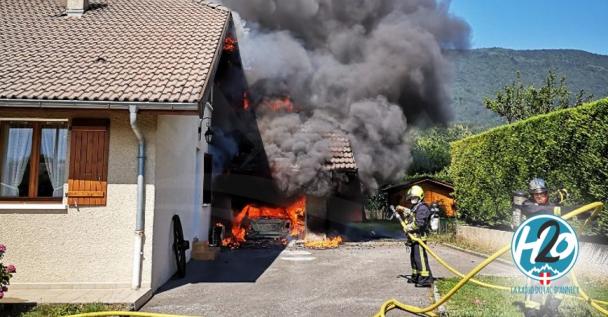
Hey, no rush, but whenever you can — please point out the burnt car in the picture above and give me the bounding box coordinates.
[246,217,292,240]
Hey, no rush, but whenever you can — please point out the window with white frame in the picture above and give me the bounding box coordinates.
[0,121,68,200]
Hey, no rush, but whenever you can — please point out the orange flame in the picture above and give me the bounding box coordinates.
[243,91,250,111]
[223,197,306,248]
[224,36,237,53]
[262,96,295,112]
[304,236,343,249]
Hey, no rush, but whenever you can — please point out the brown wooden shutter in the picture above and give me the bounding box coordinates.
[68,119,109,207]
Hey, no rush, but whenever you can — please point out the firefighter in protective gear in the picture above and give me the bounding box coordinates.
[520,177,563,317]
[522,178,562,217]
[397,185,434,287]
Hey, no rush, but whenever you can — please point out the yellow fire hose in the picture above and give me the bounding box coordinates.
[64,203,605,317]
[375,202,608,317]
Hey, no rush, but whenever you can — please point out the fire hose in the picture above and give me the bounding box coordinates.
[375,202,608,317]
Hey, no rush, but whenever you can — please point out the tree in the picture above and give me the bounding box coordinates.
[408,124,472,175]
[364,191,389,220]
[483,70,593,123]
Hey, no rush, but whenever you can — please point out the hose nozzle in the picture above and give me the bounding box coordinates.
[389,205,404,222]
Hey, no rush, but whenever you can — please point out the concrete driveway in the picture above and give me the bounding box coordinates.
[141,242,518,317]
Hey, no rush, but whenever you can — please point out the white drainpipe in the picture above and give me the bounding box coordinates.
[129,105,146,290]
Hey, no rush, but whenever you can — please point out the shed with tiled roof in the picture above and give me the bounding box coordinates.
[384,177,456,217]
[325,133,358,172]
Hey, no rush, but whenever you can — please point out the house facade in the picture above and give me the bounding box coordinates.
[0,0,241,301]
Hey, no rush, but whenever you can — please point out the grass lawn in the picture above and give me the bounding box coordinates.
[436,276,608,317]
[6,303,130,317]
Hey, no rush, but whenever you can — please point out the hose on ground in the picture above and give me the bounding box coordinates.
[375,202,607,317]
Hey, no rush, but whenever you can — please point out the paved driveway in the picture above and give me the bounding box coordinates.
[141,242,518,317]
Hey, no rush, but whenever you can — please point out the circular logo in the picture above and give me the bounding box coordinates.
[511,215,578,281]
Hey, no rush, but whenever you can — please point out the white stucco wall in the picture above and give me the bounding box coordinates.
[152,115,210,290]
[0,110,156,288]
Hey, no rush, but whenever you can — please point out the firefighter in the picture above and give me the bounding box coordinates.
[397,185,433,287]
[522,178,562,217]
[521,177,563,317]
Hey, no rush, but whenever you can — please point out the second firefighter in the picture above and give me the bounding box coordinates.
[397,185,434,287]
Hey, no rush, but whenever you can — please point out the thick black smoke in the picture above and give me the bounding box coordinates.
[219,0,470,195]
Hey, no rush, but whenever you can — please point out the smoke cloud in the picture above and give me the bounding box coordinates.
[219,0,470,195]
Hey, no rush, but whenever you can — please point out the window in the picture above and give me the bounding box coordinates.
[0,121,68,200]
[203,153,212,204]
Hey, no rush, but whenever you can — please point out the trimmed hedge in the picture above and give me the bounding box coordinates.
[450,98,608,235]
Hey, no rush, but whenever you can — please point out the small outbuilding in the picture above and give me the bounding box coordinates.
[383,177,456,217]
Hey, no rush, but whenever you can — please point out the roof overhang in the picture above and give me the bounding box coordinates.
[382,177,454,193]
[0,98,198,111]
[199,13,232,118]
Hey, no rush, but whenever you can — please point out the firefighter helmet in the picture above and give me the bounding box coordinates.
[529,178,548,194]
[406,185,424,200]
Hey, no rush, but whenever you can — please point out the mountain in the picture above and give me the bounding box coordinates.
[446,48,608,128]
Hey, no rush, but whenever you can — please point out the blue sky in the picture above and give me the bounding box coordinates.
[449,0,608,55]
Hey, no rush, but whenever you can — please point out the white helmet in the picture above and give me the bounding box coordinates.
[529,178,548,194]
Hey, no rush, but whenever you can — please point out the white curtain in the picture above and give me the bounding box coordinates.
[41,127,68,197]
[0,127,33,197]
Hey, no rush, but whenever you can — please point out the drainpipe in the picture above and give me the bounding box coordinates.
[129,105,146,290]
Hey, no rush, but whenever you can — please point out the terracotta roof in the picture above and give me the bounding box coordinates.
[325,133,357,172]
[0,0,230,105]
[383,177,454,194]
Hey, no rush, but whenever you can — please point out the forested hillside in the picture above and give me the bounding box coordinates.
[447,48,608,127]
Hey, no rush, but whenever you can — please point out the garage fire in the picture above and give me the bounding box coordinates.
[205,0,470,248]
[215,129,363,248]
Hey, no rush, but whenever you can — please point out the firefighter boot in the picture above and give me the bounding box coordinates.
[407,274,419,284]
[415,275,433,288]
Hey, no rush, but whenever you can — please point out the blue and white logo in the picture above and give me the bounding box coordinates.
[511,215,579,282]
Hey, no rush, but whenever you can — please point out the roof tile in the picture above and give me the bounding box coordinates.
[324,133,358,172]
[0,0,230,105]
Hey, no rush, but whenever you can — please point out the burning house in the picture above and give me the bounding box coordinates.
[204,0,471,247]
[210,130,364,247]
[0,0,472,305]
[207,41,365,245]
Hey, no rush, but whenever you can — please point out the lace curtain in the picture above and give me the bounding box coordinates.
[41,127,68,197]
[0,127,33,197]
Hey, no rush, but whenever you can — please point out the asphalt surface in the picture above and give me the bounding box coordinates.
[141,242,518,317]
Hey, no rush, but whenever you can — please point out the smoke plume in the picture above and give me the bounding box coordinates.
[219,0,470,195]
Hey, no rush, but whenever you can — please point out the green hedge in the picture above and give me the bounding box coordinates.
[450,98,608,235]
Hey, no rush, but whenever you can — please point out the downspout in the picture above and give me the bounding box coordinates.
[129,105,146,290]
